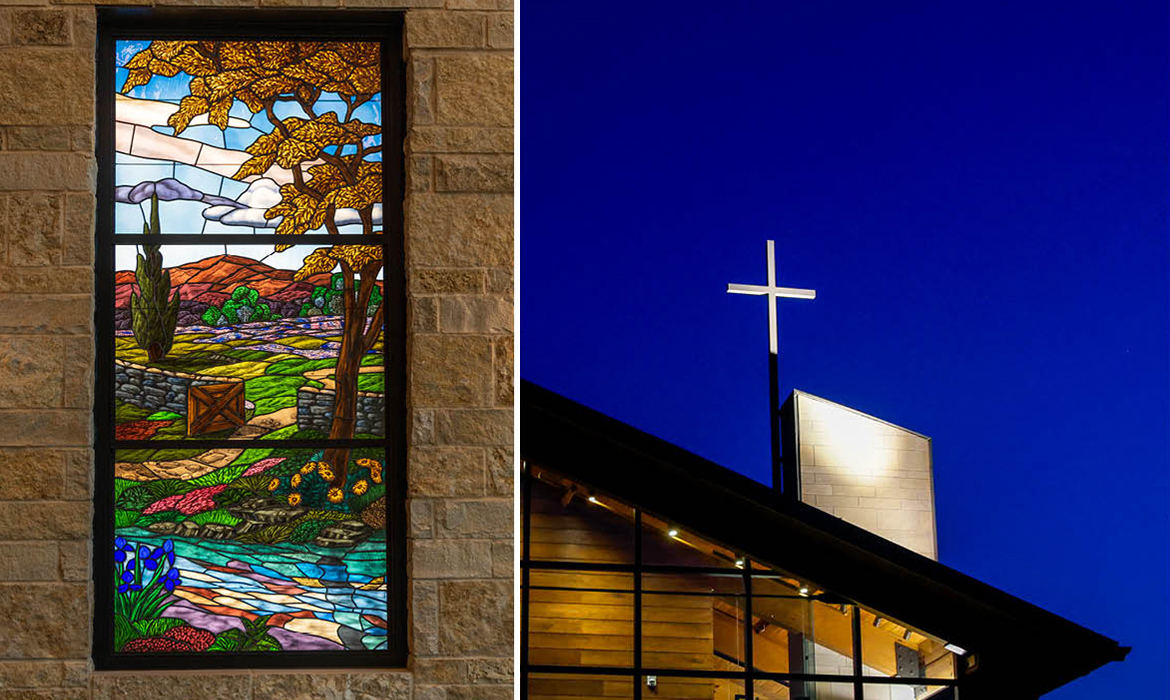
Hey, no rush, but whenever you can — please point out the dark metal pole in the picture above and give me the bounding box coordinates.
[769,350,782,491]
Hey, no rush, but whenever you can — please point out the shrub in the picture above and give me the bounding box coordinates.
[202,285,276,326]
[299,272,382,317]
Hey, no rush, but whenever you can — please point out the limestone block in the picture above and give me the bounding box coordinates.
[0,661,64,688]
[344,0,443,7]
[59,540,88,581]
[12,10,70,45]
[412,538,492,578]
[0,336,63,407]
[413,658,468,685]
[468,657,513,684]
[435,54,513,126]
[0,501,89,539]
[7,192,61,266]
[0,543,58,581]
[409,125,513,154]
[439,296,512,334]
[435,154,513,192]
[487,13,513,49]
[259,0,340,6]
[487,267,511,295]
[412,296,438,331]
[446,685,513,700]
[437,579,512,654]
[494,336,513,406]
[411,579,439,655]
[408,446,485,497]
[408,193,512,267]
[409,55,434,126]
[0,448,68,498]
[435,408,512,446]
[490,539,512,578]
[410,153,433,191]
[63,192,94,265]
[0,409,90,446]
[92,673,252,700]
[410,498,434,538]
[436,498,511,538]
[407,10,485,48]
[0,267,91,296]
[411,334,493,406]
[413,408,435,446]
[5,126,70,150]
[0,52,92,126]
[252,673,346,700]
[347,672,412,700]
[412,268,486,294]
[0,584,88,658]
[61,336,94,409]
[486,446,512,496]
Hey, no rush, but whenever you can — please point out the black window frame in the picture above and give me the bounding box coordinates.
[93,8,407,671]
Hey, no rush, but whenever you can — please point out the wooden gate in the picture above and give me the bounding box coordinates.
[187,382,245,436]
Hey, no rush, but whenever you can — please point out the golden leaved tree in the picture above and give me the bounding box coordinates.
[123,40,385,484]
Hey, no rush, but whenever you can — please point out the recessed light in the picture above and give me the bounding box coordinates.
[667,528,679,537]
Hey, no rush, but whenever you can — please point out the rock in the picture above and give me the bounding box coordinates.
[227,496,306,525]
[314,520,372,548]
[200,522,235,540]
[146,521,180,535]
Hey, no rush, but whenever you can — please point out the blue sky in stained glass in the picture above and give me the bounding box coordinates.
[113,40,383,236]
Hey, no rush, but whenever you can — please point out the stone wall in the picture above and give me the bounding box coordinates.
[0,3,514,699]
[114,360,241,417]
[297,385,386,435]
[790,391,937,560]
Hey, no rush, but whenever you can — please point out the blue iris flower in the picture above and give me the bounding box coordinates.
[138,545,150,560]
[121,571,135,584]
[114,536,126,550]
[144,558,159,571]
[117,582,142,593]
[163,540,175,565]
[162,568,181,592]
[114,549,126,563]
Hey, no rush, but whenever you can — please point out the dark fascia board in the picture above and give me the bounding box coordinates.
[520,380,1129,696]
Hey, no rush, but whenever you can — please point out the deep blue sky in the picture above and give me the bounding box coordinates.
[520,1,1169,697]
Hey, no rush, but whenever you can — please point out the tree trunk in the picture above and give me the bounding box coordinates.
[322,264,380,488]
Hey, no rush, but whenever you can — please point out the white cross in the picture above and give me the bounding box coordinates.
[727,240,816,355]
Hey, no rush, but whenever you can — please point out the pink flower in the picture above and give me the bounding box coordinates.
[143,484,230,516]
[242,457,287,477]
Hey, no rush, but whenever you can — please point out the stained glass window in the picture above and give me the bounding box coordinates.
[95,11,405,669]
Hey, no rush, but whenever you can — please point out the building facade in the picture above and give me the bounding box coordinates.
[520,381,1127,700]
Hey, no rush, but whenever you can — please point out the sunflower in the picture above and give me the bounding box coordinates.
[291,474,302,488]
[370,468,382,484]
[319,468,335,482]
[300,461,317,475]
[355,457,374,468]
[352,479,369,495]
[287,493,302,506]
[266,477,279,491]
[327,487,344,503]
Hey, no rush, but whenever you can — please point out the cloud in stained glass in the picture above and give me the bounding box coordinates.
[113,39,383,236]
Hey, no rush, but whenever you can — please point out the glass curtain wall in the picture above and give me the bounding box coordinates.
[520,463,962,700]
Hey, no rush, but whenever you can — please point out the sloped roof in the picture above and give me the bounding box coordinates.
[521,380,1128,698]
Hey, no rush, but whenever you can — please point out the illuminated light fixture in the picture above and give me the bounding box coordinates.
[944,644,968,656]
[735,558,745,568]
[668,528,679,538]
[873,616,883,627]
[903,630,913,641]
[587,496,599,504]
[799,586,809,596]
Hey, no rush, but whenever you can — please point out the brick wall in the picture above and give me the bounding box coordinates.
[791,391,937,559]
[0,3,514,699]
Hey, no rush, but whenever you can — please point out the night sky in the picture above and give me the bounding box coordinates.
[520,2,1169,697]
